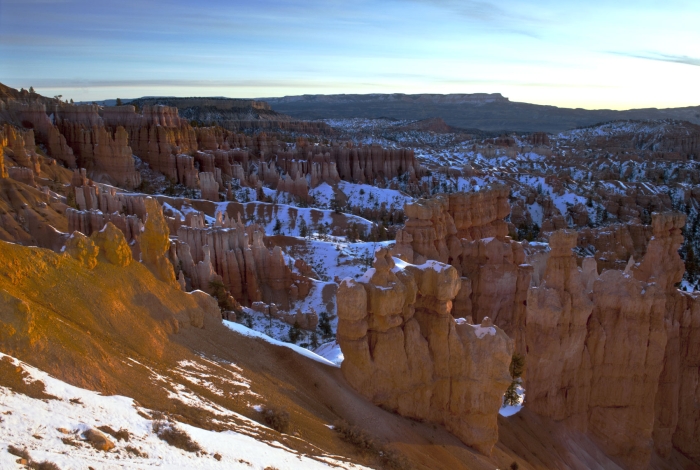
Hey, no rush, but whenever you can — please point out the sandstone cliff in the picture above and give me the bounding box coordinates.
[524,214,699,469]
[337,248,513,455]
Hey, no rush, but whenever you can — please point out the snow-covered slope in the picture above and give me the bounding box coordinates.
[0,353,365,470]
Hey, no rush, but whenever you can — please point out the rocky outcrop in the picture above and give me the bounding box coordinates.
[654,291,700,462]
[10,101,77,167]
[0,145,5,178]
[1,124,42,175]
[90,222,132,267]
[392,189,532,346]
[67,208,143,244]
[448,187,511,240]
[62,231,99,269]
[199,171,219,201]
[7,167,35,186]
[523,214,695,469]
[173,213,313,312]
[337,248,513,455]
[59,124,140,189]
[141,198,178,288]
[525,230,593,426]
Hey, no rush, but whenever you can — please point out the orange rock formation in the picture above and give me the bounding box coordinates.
[337,248,513,455]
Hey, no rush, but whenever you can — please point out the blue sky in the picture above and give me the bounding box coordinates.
[1,0,698,109]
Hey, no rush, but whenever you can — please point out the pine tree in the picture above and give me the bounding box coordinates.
[273,218,282,235]
[503,382,520,406]
[116,98,123,106]
[298,218,308,238]
[288,321,302,344]
[509,352,525,379]
[318,311,332,339]
[503,352,525,407]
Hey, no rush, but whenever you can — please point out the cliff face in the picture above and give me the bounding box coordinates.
[524,230,593,426]
[390,186,699,468]
[172,211,313,314]
[337,248,513,455]
[523,214,698,469]
[393,188,532,348]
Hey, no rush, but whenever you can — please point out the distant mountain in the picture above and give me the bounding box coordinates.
[261,93,700,133]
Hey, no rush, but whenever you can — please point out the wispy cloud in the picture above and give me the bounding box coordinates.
[3,79,353,89]
[403,0,542,37]
[610,51,700,67]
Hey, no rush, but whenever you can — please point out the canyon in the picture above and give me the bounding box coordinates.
[1,82,699,469]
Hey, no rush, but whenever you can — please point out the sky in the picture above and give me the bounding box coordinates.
[0,0,699,109]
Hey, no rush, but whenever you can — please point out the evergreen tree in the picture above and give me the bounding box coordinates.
[29,86,35,94]
[273,218,282,235]
[318,311,332,339]
[288,321,302,344]
[116,98,123,106]
[298,217,308,238]
[503,352,525,407]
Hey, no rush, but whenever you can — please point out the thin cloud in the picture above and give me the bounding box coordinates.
[611,51,700,67]
[405,0,542,37]
[3,79,358,89]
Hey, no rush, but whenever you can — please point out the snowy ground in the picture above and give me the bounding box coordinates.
[313,342,344,367]
[0,353,366,470]
[222,322,338,368]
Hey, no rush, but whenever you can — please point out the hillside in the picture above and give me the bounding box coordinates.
[262,93,700,133]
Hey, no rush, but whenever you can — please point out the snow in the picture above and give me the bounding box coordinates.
[454,318,497,339]
[308,182,336,207]
[214,201,373,238]
[551,191,587,217]
[417,259,451,272]
[470,324,497,339]
[527,202,544,226]
[499,384,525,418]
[0,353,363,469]
[313,341,344,366]
[222,320,339,368]
[338,181,411,211]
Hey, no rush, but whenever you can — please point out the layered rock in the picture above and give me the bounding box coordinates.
[448,187,511,240]
[392,188,532,346]
[58,123,140,189]
[199,171,219,201]
[62,231,99,269]
[89,221,132,267]
[337,248,513,455]
[9,101,77,168]
[173,215,313,313]
[654,291,700,462]
[0,143,5,178]
[524,230,593,425]
[523,214,694,469]
[141,197,178,288]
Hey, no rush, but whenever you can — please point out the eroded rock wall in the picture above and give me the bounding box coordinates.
[337,248,513,455]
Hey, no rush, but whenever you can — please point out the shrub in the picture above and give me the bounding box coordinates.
[32,462,61,470]
[7,446,62,470]
[152,420,201,453]
[262,406,290,433]
[7,445,30,460]
[288,321,302,344]
[97,425,130,442]
[333,420,410,469]
[334,420,379,453]
[125,445,148,458]
[60,437,80,447]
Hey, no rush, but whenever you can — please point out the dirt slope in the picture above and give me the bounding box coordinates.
[1,239,695,469]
